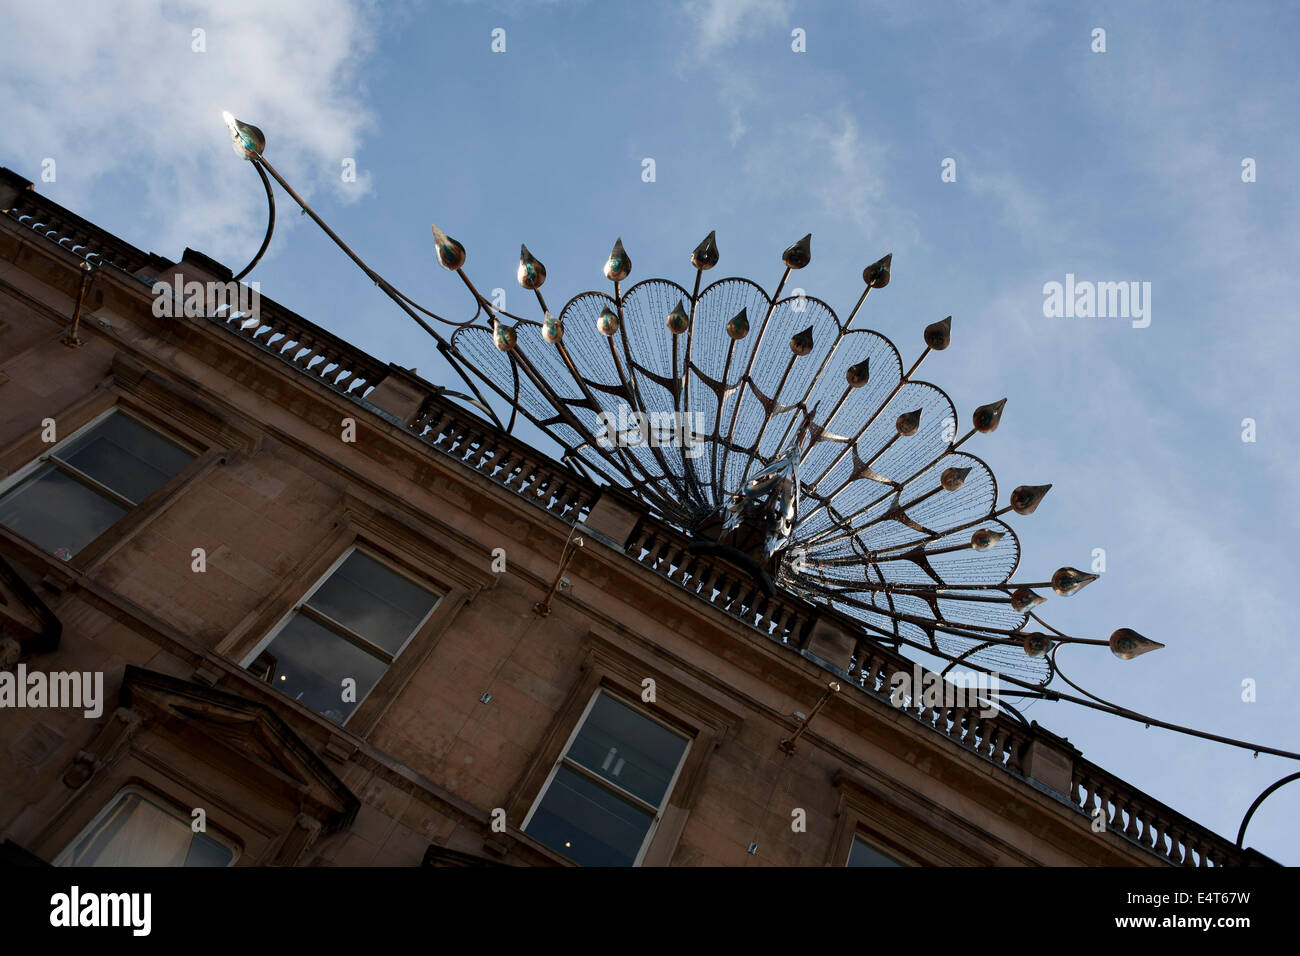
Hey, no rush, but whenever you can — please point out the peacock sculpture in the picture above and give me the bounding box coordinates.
[216,113,1300,786]
[441,227,1157,688]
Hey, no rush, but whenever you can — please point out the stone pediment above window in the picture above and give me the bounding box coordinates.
[109,351,262,454]
[116,666,359,830]
[830,767,1002,866]
[421,843,514,867]
[0,553,61,663]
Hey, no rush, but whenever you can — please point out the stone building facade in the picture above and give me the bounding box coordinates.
[0,168,1271,867]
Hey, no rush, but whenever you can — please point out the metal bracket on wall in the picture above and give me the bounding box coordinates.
[533,528,584,617]
[779,680,840,756]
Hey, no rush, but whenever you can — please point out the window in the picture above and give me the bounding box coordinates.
[243,547,439,725]
[0,409,195,560]
[846,834,906,867]
[523,690,690,866]
[55,790,234,867]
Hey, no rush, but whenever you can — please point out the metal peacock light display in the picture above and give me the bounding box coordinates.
[215,113,1300,797]
[446,229,1151,691]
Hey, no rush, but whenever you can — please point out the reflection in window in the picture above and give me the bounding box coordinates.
[846,834,905,867]
[0,410,194,559]
[245,548,439,724]
[58,791,233,867]
[524,691,690,866]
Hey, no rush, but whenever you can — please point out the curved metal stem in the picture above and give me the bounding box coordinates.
[1237,772,1300,848]
[247,155,504,431]
[1048,643,1300,761]
[842,623,1300,760]
[232,161,276,282]
[506,355,520,435]
[390,283,480,329]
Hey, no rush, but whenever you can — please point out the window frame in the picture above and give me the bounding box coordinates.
[0,405,204,561]
[52,783,241,868]
[827,768,995,866]
[521,688,693,867]
[239,543,443,726]
[845,831,909,867]
[502,632,742,867]
[216,494,496,740]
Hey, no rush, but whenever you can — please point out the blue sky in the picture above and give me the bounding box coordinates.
[4,0,1298,862]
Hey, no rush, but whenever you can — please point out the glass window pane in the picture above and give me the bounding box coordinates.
[58,412,193,504]
[260,612,388,723]
[0,464,127,558]
[526,765,654,866]
[305,551,437,655]
[184,832,234,868]
[847,835,904,867]
[61,792,230,867]
[565,694,688,807]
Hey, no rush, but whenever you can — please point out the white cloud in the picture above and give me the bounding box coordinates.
[681,0,791,58]
[728,105,747,146]
[740,110,918,245]
[964,162,1052,241]
[0,0,377,266]
[1070,13,1300,481]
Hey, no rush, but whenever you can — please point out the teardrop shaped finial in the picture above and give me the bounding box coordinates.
[862,253,892,288]
[782,233,812,270]
[973,398,1007,433]
[492,319,517,352]
[692,230,719,270]
[924,315,952,350]
[895,408,922,436]
[970,528,1003,551]
[1022,633,1054,658]
[940,466,970,491]
[431,224,467,271]
[223,112,265,160]
[596,305,621,336]
[1052,567,1098,596]
[790,325,814,356]
[1009,484,1052,515]
[726,307,750,340]
[541,311,564,345]
[517,244,546,290]
[845,358,870,388]
[1109,628,1164,660]
[1010,587,1047,612]
[604,238,631,281]
[666,300,689,335]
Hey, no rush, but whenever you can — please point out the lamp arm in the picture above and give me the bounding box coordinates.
[1047,642,1300,761]
[1237,772,1300,848]
[232,160,276,282]
[243,154,506,431]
